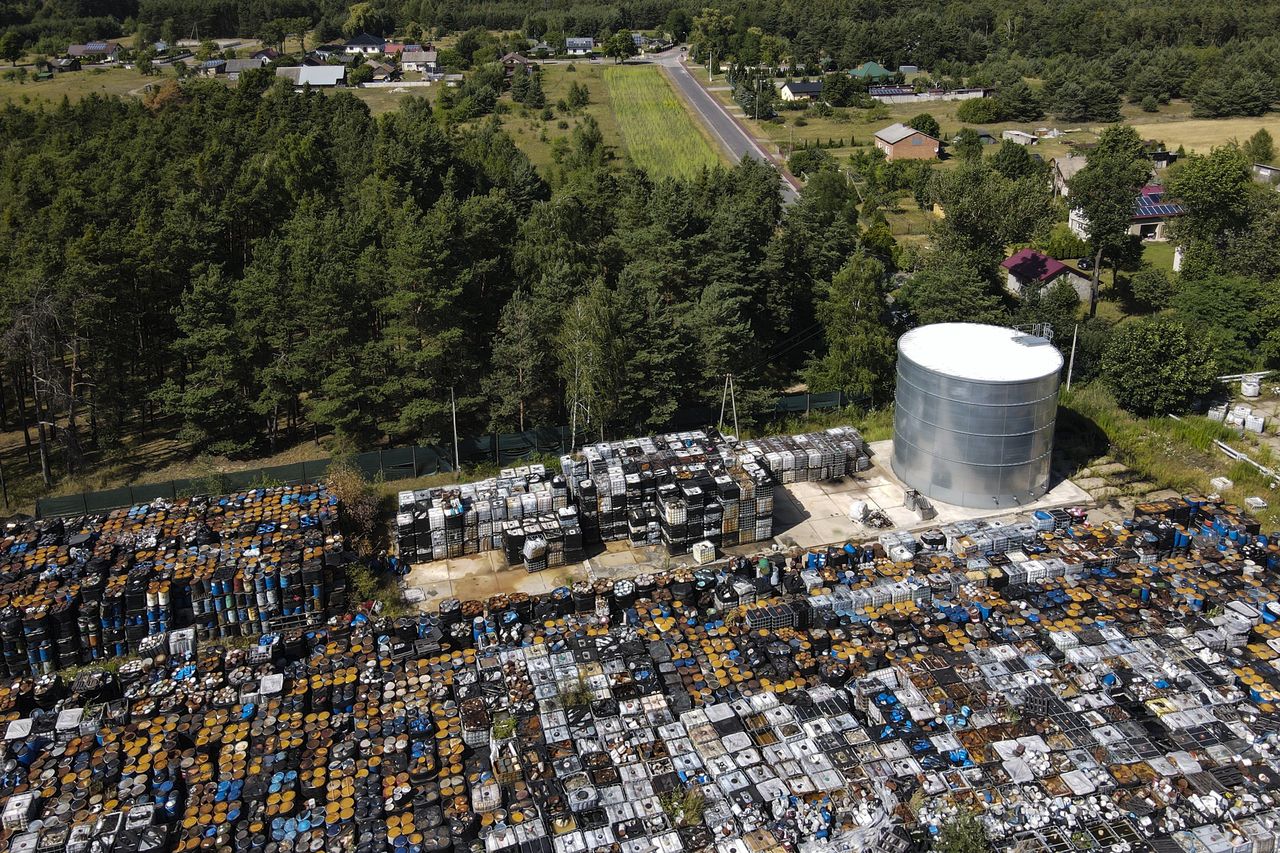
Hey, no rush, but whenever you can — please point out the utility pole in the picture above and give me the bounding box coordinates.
[728,375,739,439]
[718,374,740,438]
[450,387,460,473]
[718,375,730,432]
[1065,324,1079,391]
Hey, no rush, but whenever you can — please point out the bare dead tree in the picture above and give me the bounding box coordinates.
[3,287,91,484]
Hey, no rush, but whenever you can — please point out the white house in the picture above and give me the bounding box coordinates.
[401,50,438,73]
[1070,185,1186,242]
[1000,249,1092,303]
[778,80,823,101]
[344,33,386,55]
[565,37,595,56]
[1051,154,1087,198]
[67,41,123,61]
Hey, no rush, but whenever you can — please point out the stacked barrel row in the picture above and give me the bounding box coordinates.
[0,485,344,675]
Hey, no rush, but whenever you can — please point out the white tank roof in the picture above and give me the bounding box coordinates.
[898,323,1063,383]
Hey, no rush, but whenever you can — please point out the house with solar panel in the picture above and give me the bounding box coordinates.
[1069,184,1185,242]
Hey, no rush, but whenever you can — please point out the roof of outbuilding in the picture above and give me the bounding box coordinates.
[1001,248,1069,284]
[850,60,892,78]
[874,122,930,144]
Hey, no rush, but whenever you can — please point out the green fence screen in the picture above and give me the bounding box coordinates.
[36,394,853,518]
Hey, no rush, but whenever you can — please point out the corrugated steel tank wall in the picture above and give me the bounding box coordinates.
[891,327,1062,508]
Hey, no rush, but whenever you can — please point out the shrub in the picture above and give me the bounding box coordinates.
[326,460,381,555]
[1102,317,1218,416]
[1129,265,1176,311]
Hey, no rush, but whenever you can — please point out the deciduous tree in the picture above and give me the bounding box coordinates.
[1102,317,1217,416]
[1068,125,1150,315]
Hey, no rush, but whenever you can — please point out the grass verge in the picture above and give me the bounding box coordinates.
[1058,385,1279,526]
[604,65,723,178]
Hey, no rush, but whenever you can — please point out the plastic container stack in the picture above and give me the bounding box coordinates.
[396,466,573,565]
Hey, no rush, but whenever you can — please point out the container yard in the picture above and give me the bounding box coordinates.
[0,494,1279,853]
[0,485,345,675]
[396,428,872,578]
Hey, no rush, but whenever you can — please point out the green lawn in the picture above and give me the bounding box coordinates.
[604,65,725,178]
[0,65,159,106]
[1142,240,1177,272]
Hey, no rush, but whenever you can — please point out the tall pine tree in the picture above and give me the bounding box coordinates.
[804,253,895,405]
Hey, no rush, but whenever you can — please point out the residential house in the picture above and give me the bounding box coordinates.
[201,57,267,80]
[401,49,438,73]
[313,44,344,60]
[275,65,346,87]
[778,80,823,101]
[1000,249,1092,302]
[1069,184,1185,241]
[1002,129,1037,146]
[1149,148,1178,170]
[49,57,81,73]
[849,60,893,81]
[344,33,386,55]
[500,52,537,77]
[530,41,552,57]
[565,37,595,56]
[251,48,279,62]
[1051,154,1087,198]
[630,33,662,51]
[67,41,123,61]
[873,123,939,161]
[382,43,406,55]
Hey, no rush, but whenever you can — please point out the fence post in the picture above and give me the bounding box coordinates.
[806,393,811,416]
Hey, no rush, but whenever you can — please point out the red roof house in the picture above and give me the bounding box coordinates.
[1000,249,1091,302]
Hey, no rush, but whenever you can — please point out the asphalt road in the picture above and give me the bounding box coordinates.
[653,50,800,205]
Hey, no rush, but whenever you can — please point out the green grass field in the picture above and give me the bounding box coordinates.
[479,63,628,172]
[0,65,159,106]
[604,65,724,178]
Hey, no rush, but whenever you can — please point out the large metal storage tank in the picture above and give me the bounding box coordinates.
[892,323,1063,508]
